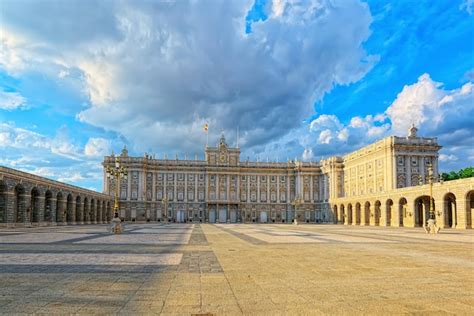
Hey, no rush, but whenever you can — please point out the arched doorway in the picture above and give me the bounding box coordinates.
[15,184,27,223]
[347,204,354,226]
[374,201,381,226]
[66,194,74,223]
[56,192,63,223]
[87,199,96,224]
[355,203,361,225]
[399,198,407,227]
[339,205,345,224]
[385,199,393,226]
[333,205,338,224]
[0,181,7,224]
[44,190,53,223]
[340,204,346,224]
[414,196,431,227]
[76,196,83,224]
[444,193,456,228]
[31,187,40,223]
[466,190,474,229]
[364,202,371,226]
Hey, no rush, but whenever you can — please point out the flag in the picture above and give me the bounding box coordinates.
[204,123,209,132]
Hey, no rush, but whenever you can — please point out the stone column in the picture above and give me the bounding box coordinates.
[393,202,402,227]
[93,202,98,224]
[36,196,45,226]
[20,194,31,227]
[381,202,388,227]
[352,206,357,226]
[456,199,468,229]
[77,201,84,225]
[57,198,66,225]
[4,191,15,228]
[83,201,89,224]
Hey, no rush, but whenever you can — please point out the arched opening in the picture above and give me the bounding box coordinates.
[84,197,90,223]
[399,198,407,227]
[44,190,53,223]
[364,202,370,226]
[340,204,345,224]
[66,194,74,223]
[355,203,361,225]
[443,193,456,228]
[466,190,474,229]
[386,199,393,226]
[414,196,431,227]
[91,199,96,223]
[56,192,63,222]
[15,184,26,223]
[31,187,40,223]
[374,201,381,226]
[0,180,7,224]
[347,204,354,225]
[333,205,338,224]
[76,196,83,224]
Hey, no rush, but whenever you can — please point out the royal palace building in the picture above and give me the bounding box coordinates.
[102,126,473,228]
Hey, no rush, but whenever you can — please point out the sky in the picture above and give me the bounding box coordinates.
[0,0,473,192]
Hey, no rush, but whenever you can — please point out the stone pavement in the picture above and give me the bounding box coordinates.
[0,223,473,315]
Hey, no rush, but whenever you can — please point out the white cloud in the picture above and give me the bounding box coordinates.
[0,90,27,110]
[0,0,376,157]
[460,0,473,15]
[84,137,111,157]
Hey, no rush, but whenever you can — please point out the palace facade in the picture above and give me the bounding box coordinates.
[102,126,473,228]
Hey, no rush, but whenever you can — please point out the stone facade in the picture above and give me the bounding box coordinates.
[0,166,113,227]
[103,128,473,229]
[103,135,331,223]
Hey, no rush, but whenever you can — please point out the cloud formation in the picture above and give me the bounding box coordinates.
[1,0,376,157]
[306,73,474,170]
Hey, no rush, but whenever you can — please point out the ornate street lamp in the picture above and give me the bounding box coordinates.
[106,157,128,218]
[425,163,440,234]
[291,195,304,225]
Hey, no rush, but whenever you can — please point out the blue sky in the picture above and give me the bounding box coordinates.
[0,0,473,191]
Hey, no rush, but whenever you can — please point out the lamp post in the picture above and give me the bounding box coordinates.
[425,163,440,234]
[291,195,304,225]
[106,157,128,218]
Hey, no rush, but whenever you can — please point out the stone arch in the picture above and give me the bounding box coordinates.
[66,193,74,223]
[443,193,456,228]
[56,192,64,222]
[333,205,338,224]
[340,204,345,224]
[90,198,96,224]
[374,200,381,226]
[14,184,27,223]
[466,190,474,229]
[44,190,53,223]
[0,180,7,224]
[385,199,394,227]
[399,197,407,227]
[363,201,371,226]
[347,203,354,226]
[76,196,83,224]
[355,202,361,225]
[414,195,431,227]
[347,204,353,224]
[30,187,41,223]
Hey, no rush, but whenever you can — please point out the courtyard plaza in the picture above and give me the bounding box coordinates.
[0,223,473,315]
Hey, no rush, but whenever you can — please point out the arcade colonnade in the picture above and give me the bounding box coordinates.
[0,167,113,228]
[332,178,474,229]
